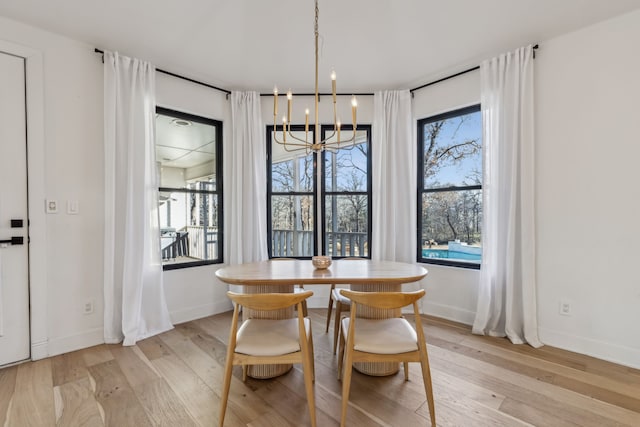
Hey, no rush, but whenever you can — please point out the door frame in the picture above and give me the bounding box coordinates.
[0,40,48,360]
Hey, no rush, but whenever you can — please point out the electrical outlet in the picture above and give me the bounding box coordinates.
[45,199,58,214]
[559,300,572,316]
[83,299,94,315]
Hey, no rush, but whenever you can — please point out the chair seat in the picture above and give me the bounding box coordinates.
[341,317,418,354]
[236,318,311,356]
[331,288,351,305]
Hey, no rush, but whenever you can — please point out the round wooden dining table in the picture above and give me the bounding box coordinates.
[216,259,428,378]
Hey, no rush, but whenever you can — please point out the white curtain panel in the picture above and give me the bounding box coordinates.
[103,51,173,346]
[472,45,542,347]
[372,90,416,263]
[227,91,268,266]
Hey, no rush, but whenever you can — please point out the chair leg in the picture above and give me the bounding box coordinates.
[325,292,334,333]
[333,301,342,354]
[301,328,317,427]
[242,365,248,382]
[301,300,308,317]
[340,342,354,427]
[337,326,345,380]
[403,361,409,381]
[419,348,436,427]
[219,355,234,427]
[308,326,316,382]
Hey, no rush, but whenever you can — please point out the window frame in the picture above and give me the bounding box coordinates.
[156,106,224,270]
[266,124,318,259]
[320,124,372,259]
[266,124,372,260]
[416,104,482,270]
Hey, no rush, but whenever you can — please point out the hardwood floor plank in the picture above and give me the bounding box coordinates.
[455,333,640,403]
[245,409,296,427]
[109,346,161,388]
[7,359,56,427]
[87,359,154,427]
[54,377,104,427]
[51,350,89,387]
[0,365,18,427]
[158,327,274,424]
[151,353,244,427]
[81,345,115,367]
[137,336,174,361]
[426,343,640,427]
[132,377,198,427]
[498,397,583,427]
[425,333,640,424]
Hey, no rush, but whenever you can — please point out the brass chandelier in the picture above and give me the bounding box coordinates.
[273,0,358,153]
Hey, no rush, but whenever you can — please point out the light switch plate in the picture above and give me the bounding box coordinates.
[67,200,79,215]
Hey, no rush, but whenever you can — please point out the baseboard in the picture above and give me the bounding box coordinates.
[31,339,49,361]
[47,327,104,358]
[539,327,640,370]
[170,300,232,325]
[422,301,475,325]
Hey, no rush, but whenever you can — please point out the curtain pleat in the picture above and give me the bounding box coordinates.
[226,91,268,267]
[103,51,173,345]
[472,45,542,347]
[372,90,415,263]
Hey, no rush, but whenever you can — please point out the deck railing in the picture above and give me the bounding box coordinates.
[271,230,368,257]
[185,226,218,260]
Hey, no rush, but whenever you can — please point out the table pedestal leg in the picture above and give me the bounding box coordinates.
[242,284,294,379]
[350,282,401,376]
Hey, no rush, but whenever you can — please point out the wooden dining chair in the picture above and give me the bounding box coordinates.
[220,290,317,427]
[337,289,436,427]
[324,257,365,354]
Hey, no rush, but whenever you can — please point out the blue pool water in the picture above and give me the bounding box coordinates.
[422,249,481,261]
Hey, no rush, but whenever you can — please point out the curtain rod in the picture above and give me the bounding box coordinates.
[259,92,374,97]
[94,48,232,96]
[410,44,539,95]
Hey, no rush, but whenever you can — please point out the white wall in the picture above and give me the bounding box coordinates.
[535,10,640,368]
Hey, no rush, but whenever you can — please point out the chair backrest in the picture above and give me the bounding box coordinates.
[339,289,425,311]
[227,290,313,312]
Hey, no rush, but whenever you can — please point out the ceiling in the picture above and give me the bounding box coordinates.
[1,1,639,94]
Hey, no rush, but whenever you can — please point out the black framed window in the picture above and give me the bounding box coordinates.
[156,107,223,270]
[267,124,371,259]
[321,125,371,258]
[417,105,482,269]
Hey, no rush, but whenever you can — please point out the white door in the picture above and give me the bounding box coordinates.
[0,50,30,366]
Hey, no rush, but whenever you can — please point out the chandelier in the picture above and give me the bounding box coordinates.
[272,0,357,153]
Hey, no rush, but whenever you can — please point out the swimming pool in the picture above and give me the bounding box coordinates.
[422,249,481,261]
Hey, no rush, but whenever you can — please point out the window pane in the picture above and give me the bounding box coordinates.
[324,134,368,192]
[271,130,314,192]
[420,190,482,263]
[324,194,369,257]
[160,192,220,265]
[422,109,481,189]
[156,112,218,191]
[271,195,314,257]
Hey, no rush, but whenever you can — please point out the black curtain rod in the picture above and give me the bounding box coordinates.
[260,92,374,97]
[94,48,232,96]
[410,44,539,94]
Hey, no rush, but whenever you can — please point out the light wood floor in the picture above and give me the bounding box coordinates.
[1,309,639,426]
